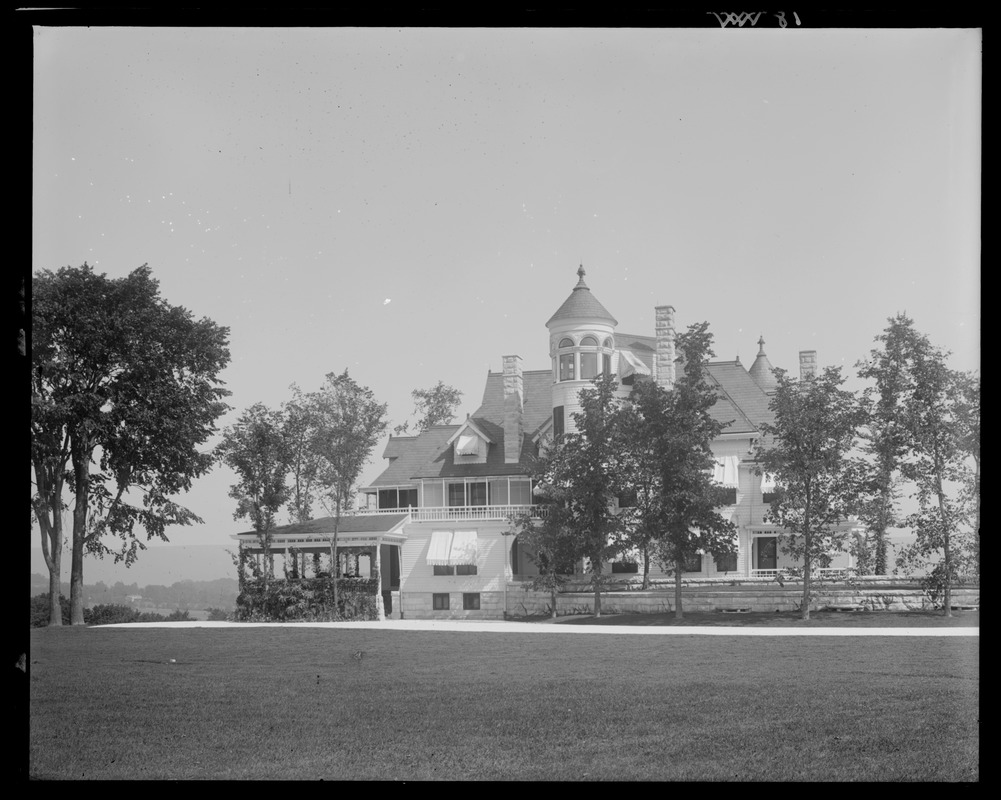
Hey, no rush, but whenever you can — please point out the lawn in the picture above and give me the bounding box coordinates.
[28,620,979,781]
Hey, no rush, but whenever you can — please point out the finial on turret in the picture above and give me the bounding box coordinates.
[757,335,766,355]
[575,264,588,289]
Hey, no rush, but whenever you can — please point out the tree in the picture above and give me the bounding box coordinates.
[32,264,231,625]
[623,322,737,618]
[873,318,977,616]
[392,381,463,435]
[755,366,863,620]
[308,371,387,613]
[855,314,916,574]
[282,384,323,524]
[535,374,627,617]
[508,446,584,618]
[216,403,291,592]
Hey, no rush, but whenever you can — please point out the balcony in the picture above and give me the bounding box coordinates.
[357,504,544,521]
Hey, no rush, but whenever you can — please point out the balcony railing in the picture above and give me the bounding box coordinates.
[357,504,544,521]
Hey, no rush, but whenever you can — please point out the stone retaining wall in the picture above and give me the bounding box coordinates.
[507,585,981,616]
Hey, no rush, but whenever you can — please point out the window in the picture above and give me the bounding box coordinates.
[448,482,466,507]
[580,351,598,380]
[716,553,737,573]
[611,561,639,573]
[719,487,738,506]
[468,481,487,506]
[603,337,613,348]
[456,564,478,575]
[433,593,450,610]
[553,406,565,439]
[762,492,779,504]
[433,565,455,576]
[683,554,703,573]
[423,481,444,507]
[602,353,612,375]
[509,478,532,505]
[558,337,574,348]
[400,488,417,508]
[559,353,575,382]
[463,593,481,610]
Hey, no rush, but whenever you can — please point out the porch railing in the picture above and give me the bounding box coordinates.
[751,568,850,580]
[356,504,545,521]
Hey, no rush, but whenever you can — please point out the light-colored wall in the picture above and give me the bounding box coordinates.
[399,519,511,595]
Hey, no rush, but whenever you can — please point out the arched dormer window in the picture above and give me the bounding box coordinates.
[579,335,598,346]
[558,337,574,349]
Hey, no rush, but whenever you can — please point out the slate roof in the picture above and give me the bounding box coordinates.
[546,272,618,327]
[368,345,776,487]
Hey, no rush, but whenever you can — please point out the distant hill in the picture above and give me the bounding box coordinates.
[30,544,237,586]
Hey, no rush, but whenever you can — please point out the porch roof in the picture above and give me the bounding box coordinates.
[233,513,410,551]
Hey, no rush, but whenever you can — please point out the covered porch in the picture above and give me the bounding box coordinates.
[232,513,409,619]
[747,523,859,579]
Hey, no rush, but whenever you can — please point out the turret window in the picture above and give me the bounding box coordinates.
[580,335,598,346]
[558,337,574,348]
[559,353,575,381]
[580,351,598,380]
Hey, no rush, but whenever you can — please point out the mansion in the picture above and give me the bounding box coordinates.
[235,267,857,619]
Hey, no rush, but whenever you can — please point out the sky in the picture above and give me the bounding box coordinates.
[32,25,980,583]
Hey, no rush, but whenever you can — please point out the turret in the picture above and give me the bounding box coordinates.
[546,265,618,436]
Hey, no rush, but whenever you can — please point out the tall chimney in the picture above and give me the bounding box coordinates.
[502,355,524,463]
[799,350,818,381]
[655,306,676,390]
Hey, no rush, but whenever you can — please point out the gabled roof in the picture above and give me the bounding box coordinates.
[705,361,775,433]
[445,416,494,446]
[367,425,458,487]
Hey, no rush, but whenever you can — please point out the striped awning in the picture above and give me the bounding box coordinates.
[426,530,479,566]
[455,434,480,456]
[712,456,740,488]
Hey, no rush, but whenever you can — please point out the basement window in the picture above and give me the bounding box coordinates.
[433,593,450,610]
[463,593,481,610]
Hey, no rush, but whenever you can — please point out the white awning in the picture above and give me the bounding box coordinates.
[760,473,777,493]
[426,530,479,566]
[712,456,740,488]
[455,434,480,456]
[449,531,478,565]
[426,531,454,566]
[618,349,652,378]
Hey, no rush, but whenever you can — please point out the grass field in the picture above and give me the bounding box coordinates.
[28,615,979,781]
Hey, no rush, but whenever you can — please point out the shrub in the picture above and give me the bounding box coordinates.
[30,593,71,627]
[166,609,192,621]
[84,604,141,625]
[205,607,230,621]
[235,576,380,622]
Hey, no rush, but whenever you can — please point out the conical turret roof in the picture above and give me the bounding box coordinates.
[748,336,778,393]
[546,266,618,327]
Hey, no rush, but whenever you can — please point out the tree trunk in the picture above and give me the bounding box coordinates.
[47,548,63,625]
[934,446,952,618]
[802,492,812,620]
[674,555,684,620]
[593,563,602,618]
[70,452,90,626]
[332,504,341,617]
[550,582,558,619]
[37,498,64,626]
[641,545,651,591]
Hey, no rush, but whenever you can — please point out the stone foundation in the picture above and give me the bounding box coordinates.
[401,591,506,620]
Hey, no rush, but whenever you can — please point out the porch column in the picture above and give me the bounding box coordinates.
[373,542,385,621]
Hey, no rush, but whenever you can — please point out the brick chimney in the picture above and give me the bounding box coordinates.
[655,306,676,390]
[502,355,524,463]
[799,350,817,381]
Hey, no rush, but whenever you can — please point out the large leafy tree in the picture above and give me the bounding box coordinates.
[392,381,463,436]
[623,322,737,618]
[31,264,230,625]
[282,384,323,524]
[534,373,626,617]
[309,371,387,612]
[507,454,580,619]
[755,366,863,620]
[855,313,917,574]
[873,318,977,616]
[216,402,291,591]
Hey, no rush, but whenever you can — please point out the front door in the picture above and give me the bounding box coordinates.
[757,537,777,570]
